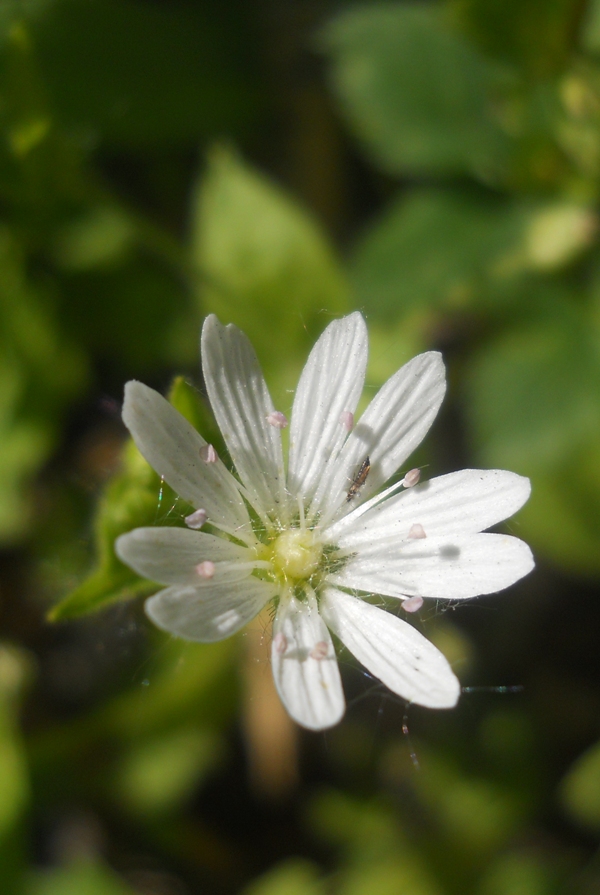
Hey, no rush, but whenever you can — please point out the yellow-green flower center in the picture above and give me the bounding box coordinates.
[271,529,322,581]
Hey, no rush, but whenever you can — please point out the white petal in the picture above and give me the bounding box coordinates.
[331,533,534,600]
[201,316,287,521]
[329,469,531,546]
[122,381,252,538]
[321,352,446,520]
[320,588,460,709]
[145,577,277,642]
[287,312,368,511]
[271,591,345,730]
[115,526,257,585]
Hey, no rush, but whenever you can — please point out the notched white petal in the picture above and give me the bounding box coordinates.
[145,577,277,642]
[201,315,286,521]
[331,533,535,600]
[334,469,532,546]
[327,351,446,516]
[115,526,256,586]
[288,312,368,512]
[271,591,345,731]
[321,588,460,709]
[122,381,250,535]
[323,351,446,519]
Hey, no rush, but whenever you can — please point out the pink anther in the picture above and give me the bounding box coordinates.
[195,560,215,579]
[266,410,288,429]
[200,444,218,464]
[339,411,354,432]
[408,523,427,539]
[401,596,423,613]
[273,632,288,654]
[310,641,329,660]
[185,508,207,530]
[403,468,421,488]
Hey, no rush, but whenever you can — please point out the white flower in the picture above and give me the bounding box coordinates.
[115,313,534,731]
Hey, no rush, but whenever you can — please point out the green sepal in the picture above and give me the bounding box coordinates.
[48,376,213,621]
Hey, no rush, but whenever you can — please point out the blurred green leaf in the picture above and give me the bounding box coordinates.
[321,3,509,179]
[114,726,221,818]
[28,859,137,895]
[0,650,30,840]
[309,791,442,895]
[241,859,326,895]
[25,0,260,147]
[466,295,600,473]
[452,0,581,78]
[47,438,164,621]
[583,0,600,53]
[560,737,600,830]
[340,859,442,895]
[354,187,597,319]
[466,295,600,574]
[0,228,87,542]
[48,377,212,621]
[191,147,349,391]
[514,448,600,575]
[353,188,527,317]
[411,752,524,855]
[477,850,560,895]
[52,205,135,271]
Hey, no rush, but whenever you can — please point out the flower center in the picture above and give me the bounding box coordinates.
[271,529,322,581]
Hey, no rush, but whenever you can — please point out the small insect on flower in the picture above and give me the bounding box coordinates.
[346,456,371,502]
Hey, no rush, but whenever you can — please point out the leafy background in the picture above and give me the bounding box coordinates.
[1,0,600,892]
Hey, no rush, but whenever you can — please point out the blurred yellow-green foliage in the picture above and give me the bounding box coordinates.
[1,0,600,893]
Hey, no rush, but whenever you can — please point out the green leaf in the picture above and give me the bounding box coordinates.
[560,738,600,830]
[114,726,221,818]
[583,0,600,53]
[0,228,87,542]
[28,860,138,895]
[515,440,600,575]
[48,377,212,621]
[321,3,509,178]
[453,0,582,78]
[191,146,349,391]
[465,296,600,473]
[465,295,600,574]
[0,647,30,841]
[241,860,327,895]
[352,188,528,317]
[477,850,560,895]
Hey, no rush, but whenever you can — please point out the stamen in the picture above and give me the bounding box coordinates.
[310,641,329,660]
[339,410,354,432]
[297,493,307,532]
[200,444,218,464]
[403,468,421,488]
[402,596,423,613]
[195,560,215,579]
[408,523,427,539]
[185,508,207,530]
[273,632,288,654]
[266,410,288,429]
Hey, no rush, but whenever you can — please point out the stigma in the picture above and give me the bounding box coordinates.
[271,529,322,581]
